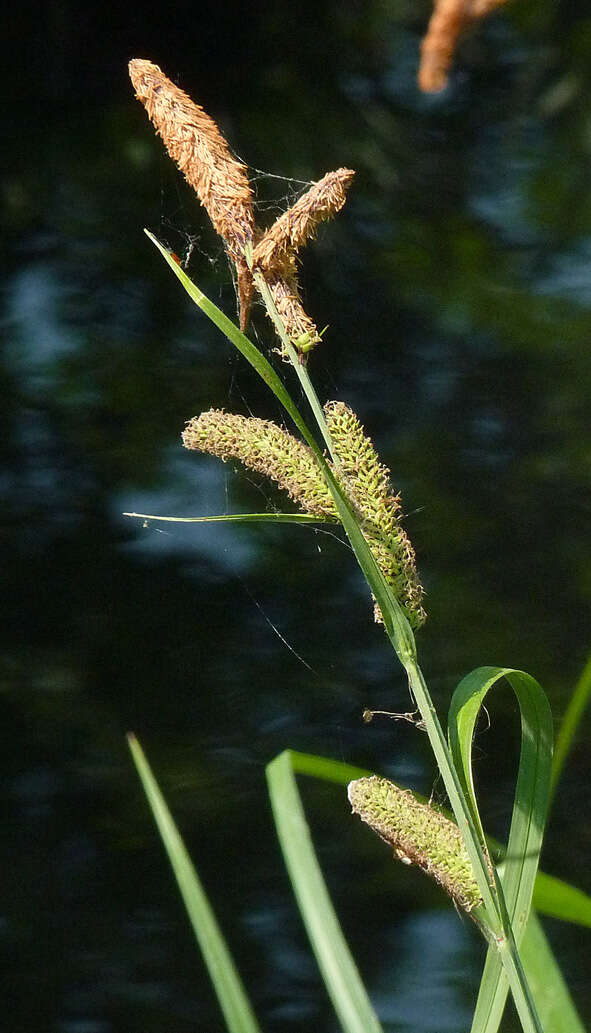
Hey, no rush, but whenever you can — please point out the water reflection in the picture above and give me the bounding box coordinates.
[372,910,481,1032]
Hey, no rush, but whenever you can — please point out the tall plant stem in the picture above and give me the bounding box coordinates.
[252,262,543,1033]
[255,265,499,909]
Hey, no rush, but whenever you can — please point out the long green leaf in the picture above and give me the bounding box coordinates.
[288,751,373,784]
[127,734,262,1033]
[551,648,591,804]
[266,750,384,1033]
[448,668,553,1033]
[145,231,319,446]
[124,510,330,524]
[532,870,591,927]
[519,911,585,1033]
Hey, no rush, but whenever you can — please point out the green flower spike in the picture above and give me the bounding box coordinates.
[183,404,425,630]
[325,402,426,629]
[348,776,485,913]
[182,409,338,520]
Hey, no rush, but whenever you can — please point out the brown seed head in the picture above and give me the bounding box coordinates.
[129,58,254,328]
[253,168,355,274]
[263,267,322,359]
[253,168,355,357]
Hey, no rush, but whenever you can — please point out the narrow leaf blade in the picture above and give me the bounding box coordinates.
[127,734,262,1033]
[124,511,330,524]
[266,750,384,1033]
[519,912,585,1033]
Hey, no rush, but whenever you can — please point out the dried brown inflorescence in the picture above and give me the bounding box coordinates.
[253,169,355,275]
[129,59,254,329]
[252,169,355,357]
[262,269,322,356]
[129,59,356,356]
[418,0,508,93]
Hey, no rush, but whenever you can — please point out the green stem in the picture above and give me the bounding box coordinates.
[497,929,545,1033]
[406,660,500,914]
[255,265,497,911]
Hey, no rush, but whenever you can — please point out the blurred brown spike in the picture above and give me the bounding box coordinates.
[129,59,254,328]
[418,0,508,94]
[418,0,468,93]
[469,0,508,17]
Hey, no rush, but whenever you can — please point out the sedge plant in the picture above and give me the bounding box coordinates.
[125,60,591,1033]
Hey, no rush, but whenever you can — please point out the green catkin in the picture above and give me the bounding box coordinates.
[183,404,425,630]
[348,776,484,913]
[182,410,338,520]
[325,402,426,629]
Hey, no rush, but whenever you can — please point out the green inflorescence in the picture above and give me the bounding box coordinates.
[182,410,338,520]
[348,776,485,913]
[183,402,425,630]
[325,402,425,629]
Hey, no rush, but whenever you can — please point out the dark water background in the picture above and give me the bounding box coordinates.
[3,1,591,1030]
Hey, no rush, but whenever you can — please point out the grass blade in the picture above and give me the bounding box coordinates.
[266,750,384,1033]
[551,648,591,805]
[532,870,591,927]
[519,911,585,1033]
[124,511,330,524]
[474,909,585,1033]
[448,668,553,1033]
[287,751,373,783]
[144,231,317,445]
[127,734,262,1033]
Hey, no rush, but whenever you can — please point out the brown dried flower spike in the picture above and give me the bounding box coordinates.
[252,168,355,360]
[418,0,509,93]
[129,59,254,329]
[129,60,356,359]
[253,169,355,275]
